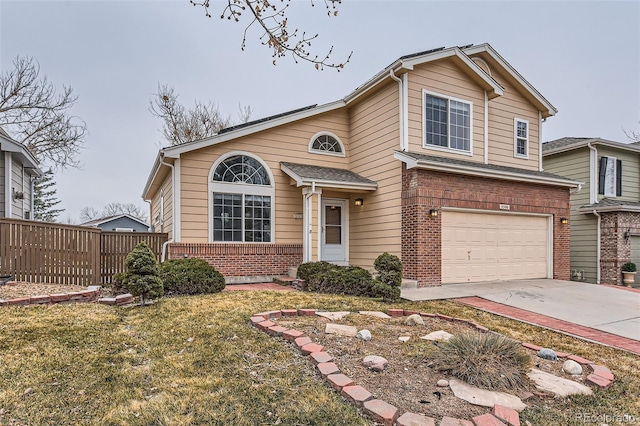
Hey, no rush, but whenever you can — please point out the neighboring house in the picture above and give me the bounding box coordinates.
[543,137,640,286]
[143,43,580,286]
[81,214,150,232]
[0,127,42,220]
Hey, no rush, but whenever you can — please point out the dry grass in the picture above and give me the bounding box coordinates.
[0,291,638,425]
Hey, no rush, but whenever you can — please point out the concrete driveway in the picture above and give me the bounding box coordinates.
[401,279,640,341]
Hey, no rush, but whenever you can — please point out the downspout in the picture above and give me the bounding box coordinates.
[593,209,601,284]
[587,143,598,204]
[302,182,315,263]
[159,154,175,262]
[484,91,489,164]
[144,199,152,232]
[538,112,543,171]
[389,70,408,151]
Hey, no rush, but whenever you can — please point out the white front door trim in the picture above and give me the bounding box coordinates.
[321,198,349,264]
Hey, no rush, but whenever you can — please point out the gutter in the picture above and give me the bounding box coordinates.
[587,142,598,204]
[593,209,601,284]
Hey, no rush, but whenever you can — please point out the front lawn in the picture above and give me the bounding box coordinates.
[0,291,638,425]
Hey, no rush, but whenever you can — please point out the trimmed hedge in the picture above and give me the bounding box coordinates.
[372,252,402,302]
[160,258,225,296]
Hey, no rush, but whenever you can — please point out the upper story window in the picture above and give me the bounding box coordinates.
[210,153,274,243]
[598,156,622,197]
[423,90,472,154]
[514,118,529,159]
[308,132,345,157]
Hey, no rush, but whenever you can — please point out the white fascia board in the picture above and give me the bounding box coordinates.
[163,101,346,158]
[142,153,164,201]
[345,47,503,105]
[463,44,557,117]
[0,135,41,172]
[579,205,640,214]
[280,163,304,186]
[543,139,640,157]
[395,151,582,188]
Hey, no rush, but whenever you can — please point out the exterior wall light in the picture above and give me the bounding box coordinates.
[560,217,568,224]
[354,198,364,206]
[624,229,631,241]
[429,209,438,217]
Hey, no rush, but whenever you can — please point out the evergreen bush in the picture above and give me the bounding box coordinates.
[160,258,225,295]
[123,242,163,305]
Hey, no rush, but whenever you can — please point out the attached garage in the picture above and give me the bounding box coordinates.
[441,210,551,284]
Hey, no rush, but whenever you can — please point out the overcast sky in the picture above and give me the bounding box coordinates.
[1,0,638,223]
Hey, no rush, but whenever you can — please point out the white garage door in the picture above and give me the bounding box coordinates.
[442,211,550,284]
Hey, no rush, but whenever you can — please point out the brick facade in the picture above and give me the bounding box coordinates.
[167,243,303,283]
[599,211,640,285]
[401,165,571,287]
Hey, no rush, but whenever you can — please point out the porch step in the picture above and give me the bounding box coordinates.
[273,276,296,286]
[288,266,298,279]
[401,279,418,290]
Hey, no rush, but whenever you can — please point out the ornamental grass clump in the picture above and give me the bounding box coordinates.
[431,331,532,392]
[123,242,164,306]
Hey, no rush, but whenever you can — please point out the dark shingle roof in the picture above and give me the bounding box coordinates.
[542,137,594,153]
[580,198,640,210]
[280,162,376,186]
[400,151,576,182]
[217,105,318,135]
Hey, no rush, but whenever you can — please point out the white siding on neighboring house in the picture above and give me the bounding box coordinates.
[10,157,33,219]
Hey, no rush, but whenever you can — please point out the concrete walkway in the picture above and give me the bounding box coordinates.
[402,279,640,347]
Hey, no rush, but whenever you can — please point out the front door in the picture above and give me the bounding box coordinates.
[321,199,347,262]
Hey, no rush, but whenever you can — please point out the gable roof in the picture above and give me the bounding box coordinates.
[280,162,377,191]
[542,137,640,156]
[395,151,581,188]
[143,43,557,199]
[81,214,149,228]
[0,127,42,176]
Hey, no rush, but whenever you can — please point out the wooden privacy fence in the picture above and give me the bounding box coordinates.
[0,218,167,286]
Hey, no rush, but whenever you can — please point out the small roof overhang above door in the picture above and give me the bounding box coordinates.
[280,162,378,191]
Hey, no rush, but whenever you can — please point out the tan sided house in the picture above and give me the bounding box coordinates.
[543,138,640,286]
[143,43,580,287]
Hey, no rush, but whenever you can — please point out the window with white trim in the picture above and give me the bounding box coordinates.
[424,91,472,152]
[211,154,273,242]
[598,156,622,197]
[308,132,344,156]
[514,118,529,158]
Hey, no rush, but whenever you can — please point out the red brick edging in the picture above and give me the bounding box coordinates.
[250,308,616,426]
[0,286,102,306]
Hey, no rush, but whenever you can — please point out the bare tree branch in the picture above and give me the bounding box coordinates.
[0,56,87,169]
[149,83,243,146]
[190,0,352,70]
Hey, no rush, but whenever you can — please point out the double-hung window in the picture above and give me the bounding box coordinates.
[514,118,529,158]
[598,156,622,197]
[424,90,472,153]
[210,154,274,242]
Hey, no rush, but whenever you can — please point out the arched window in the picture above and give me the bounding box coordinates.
[209,153,274,243]
[308,132,345,156]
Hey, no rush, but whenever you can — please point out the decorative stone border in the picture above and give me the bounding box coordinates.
[250,308,615,426]
[0,286,102,306]
[0,285,138,308]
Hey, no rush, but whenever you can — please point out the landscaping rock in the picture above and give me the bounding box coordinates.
[356,329,372,341]
[404,314,425,326]
[420,330,454,341]
[325,323,357,337]
[449,379,527,411]
[537,348,557,361]
[316,311,350,321]
[527,368,593,397]
[363,355,388,372]
[398,336,410,343]
[359,311,391,319]
[437,379,449,387]
[562,360,583,375]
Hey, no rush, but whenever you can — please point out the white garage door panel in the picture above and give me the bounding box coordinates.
[442,211,549,284]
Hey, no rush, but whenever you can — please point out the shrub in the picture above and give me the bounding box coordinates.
[109,272,128,294]
[622,262,637,272]
[296,261,336,282]
[304,264,375,297]
[431,332,532,392]
[123,242,163,305]
[160,258,225,295]
[372,252,402,302]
